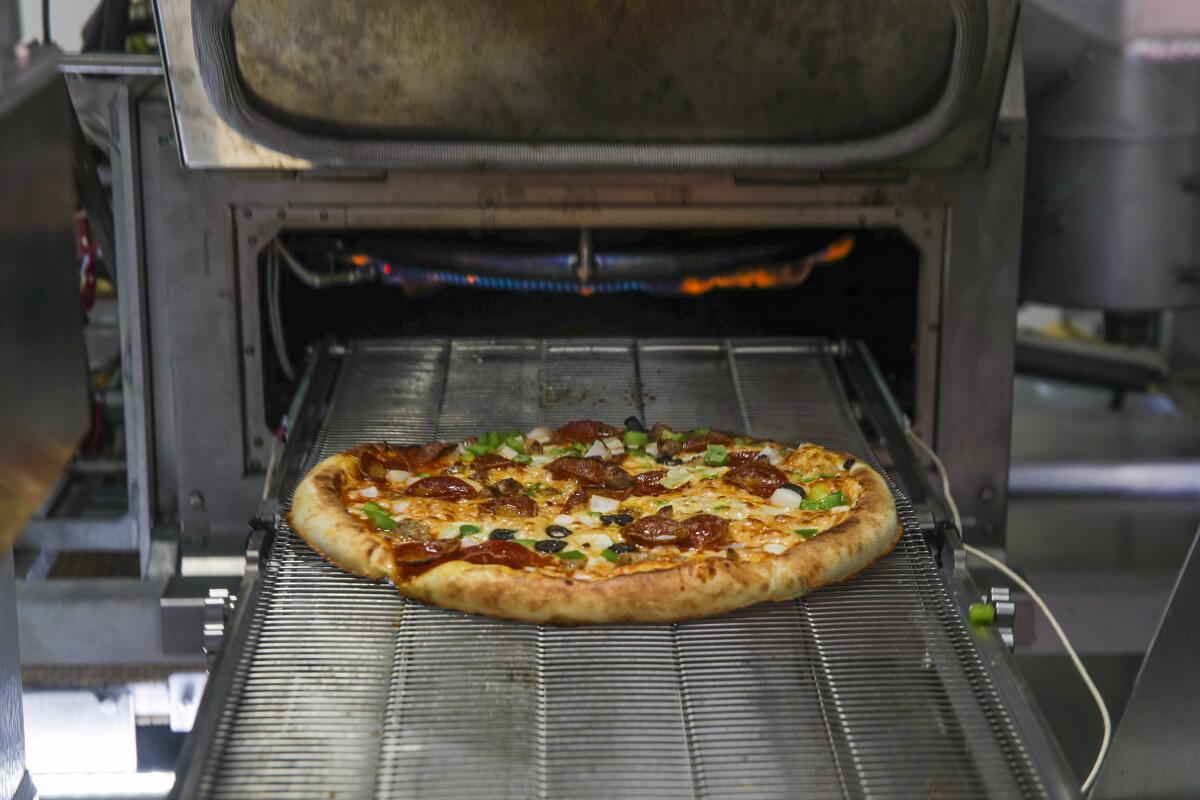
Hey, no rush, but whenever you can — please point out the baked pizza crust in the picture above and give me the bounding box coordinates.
[288,447,901,624]
[288,451,396,580]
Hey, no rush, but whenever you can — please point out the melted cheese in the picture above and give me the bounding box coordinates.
[343,436,865,579]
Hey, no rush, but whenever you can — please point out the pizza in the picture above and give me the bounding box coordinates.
[288,419,901,624]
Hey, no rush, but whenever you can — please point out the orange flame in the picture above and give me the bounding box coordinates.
[822,235,855,263]
[676,235,855,296]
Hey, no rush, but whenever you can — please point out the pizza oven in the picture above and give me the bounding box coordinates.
[12,0,1104,798]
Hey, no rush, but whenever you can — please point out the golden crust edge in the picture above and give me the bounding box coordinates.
[288,451,395,580]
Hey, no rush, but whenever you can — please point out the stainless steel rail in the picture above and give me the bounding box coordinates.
[174,338,1059,799]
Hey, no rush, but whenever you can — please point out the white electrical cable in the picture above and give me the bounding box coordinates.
[905,429,1112,794]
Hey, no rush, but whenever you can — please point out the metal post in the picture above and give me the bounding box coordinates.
[1,554,34,800]
[0,0,19,57]
[935,47,1027,551]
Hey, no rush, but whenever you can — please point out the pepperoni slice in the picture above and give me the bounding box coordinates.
[631,469,669,496]
[406,476,477,499]
[480,495,537,517]
[546,456,604,484]
[395,441,457,469]
[392,539,460,567]
[723,461,787,498]
[357,448,391,480]
[726,450,762,467]
[359,442,455,478]
[554,420,619,444]
[471,453,514,473]
[460,540,550,569]
[561,490,590,513]
[680,431,734,453]
[620,514,686,547]
[546,457,634,491]
[489,478,522,497]
[681,514,730,550]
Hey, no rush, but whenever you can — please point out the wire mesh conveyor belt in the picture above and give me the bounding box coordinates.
[177,338,1049,800]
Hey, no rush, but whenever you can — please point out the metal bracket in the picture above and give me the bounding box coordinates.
[987,586,1017,651]
[202,586,238,667]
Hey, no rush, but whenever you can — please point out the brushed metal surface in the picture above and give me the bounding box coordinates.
[229,0,953,143]
[178,338,1050,799]
[1092,525,1200,799]
[0,64,89,555]
[1,555,28,800]
[153,0,1017,169]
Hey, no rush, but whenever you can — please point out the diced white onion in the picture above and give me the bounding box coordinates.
[529,454,552,467]
[661,465,692,489]
[759,445,781,465]
[526,426,552,443]
[602,437,624,455]
[460,533,487,547]
[588,495,620,513]
[584,440,609,459]
[763,543,789,555]
[586,557,609,571]
[497,444,519,459]
[385,469,411,484]
[645,442,659,457]
[575,512,600,527]
[359,485,380,498]
[831,505,851,513]
[437,524,461,540]
[388,500,410,513]
[769,486,805,509]
[553,515,576,528]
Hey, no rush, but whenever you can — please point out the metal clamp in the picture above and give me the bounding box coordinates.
[987,587,1016,651]
[203,587,238,666]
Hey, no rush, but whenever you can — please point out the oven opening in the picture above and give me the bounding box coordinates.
[257,228,919,429]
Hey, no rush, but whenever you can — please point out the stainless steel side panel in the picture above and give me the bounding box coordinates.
[1092,525,1200,799]
[0,65,89,555]
[174,338,1062,799]
[1,555,31,800]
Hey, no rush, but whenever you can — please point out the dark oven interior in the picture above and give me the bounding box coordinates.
[257,227,920,431]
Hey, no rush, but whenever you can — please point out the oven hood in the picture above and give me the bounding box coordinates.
[154,0,1018,170]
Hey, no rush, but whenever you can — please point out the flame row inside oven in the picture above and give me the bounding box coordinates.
[334,235,855,295]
